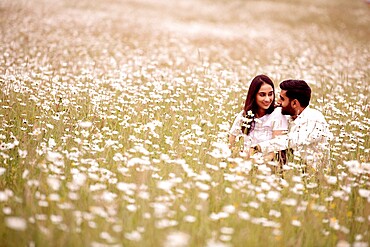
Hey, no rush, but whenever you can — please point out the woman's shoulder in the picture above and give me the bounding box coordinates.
[232,110,245,121]
[262,107,289,128]
[235,110,245,117]
[270,107,284,117]
[265,107,288,123]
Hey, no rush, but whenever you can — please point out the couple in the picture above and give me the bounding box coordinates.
[229,75,332,168]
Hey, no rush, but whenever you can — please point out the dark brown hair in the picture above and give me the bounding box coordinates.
[280,79,311,107]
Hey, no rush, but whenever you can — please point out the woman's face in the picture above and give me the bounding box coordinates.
[255,83,274,111]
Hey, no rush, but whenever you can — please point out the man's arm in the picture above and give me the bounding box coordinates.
[256,134,290,154]
[255,119,330,154]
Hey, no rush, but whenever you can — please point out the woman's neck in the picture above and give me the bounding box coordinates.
[255,109,266,118]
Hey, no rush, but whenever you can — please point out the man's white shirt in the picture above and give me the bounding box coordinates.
[258,106,333,166]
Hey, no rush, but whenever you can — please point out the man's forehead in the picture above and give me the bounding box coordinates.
[279,90,287,97]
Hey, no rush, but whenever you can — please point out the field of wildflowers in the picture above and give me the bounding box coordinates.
[0,0,369,246]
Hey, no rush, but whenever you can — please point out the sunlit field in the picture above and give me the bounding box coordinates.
[0,0,369,246]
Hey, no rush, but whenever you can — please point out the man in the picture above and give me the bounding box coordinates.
[252,79,333,169]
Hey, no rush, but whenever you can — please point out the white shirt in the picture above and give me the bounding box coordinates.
[229,107,288,149]
[258,106,333,166]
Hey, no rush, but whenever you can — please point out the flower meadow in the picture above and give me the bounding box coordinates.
[0,0,369,246]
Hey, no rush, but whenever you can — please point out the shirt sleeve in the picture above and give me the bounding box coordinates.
[229,112,243,137]
[287,119,332,150]
[258,135,289,153]
[258,118,331,153]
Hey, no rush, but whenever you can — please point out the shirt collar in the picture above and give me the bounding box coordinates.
[293,106,310,124]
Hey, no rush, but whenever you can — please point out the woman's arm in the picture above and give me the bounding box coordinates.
[229,111,243,149]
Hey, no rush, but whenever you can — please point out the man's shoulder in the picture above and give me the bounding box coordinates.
[304,107,327,122]
[306,107,324,115]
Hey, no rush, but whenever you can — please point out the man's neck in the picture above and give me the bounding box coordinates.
[292,106,306,120]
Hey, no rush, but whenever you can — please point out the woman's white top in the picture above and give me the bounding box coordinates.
[229,107,288,149]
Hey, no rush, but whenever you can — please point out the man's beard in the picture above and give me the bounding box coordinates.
[281,105,294,116]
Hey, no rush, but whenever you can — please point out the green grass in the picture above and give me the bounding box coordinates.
[0,0,369,246]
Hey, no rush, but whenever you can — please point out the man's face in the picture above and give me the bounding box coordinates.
[278,90,295,116]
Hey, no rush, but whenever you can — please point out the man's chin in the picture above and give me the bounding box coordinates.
[281,110,292,116]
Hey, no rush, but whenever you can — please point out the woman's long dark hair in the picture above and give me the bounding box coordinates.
[241,74,275,135]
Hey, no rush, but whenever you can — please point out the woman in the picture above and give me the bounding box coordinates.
[229,74,288,158]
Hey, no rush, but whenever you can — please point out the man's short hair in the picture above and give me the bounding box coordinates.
[280,80,311,107]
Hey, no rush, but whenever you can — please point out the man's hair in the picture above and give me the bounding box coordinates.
[280,80,311,107]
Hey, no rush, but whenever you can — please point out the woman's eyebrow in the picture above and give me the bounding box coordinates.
[259,90,273,93]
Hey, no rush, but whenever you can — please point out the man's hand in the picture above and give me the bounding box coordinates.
[249,145,261,156]
[253,145,262,152]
